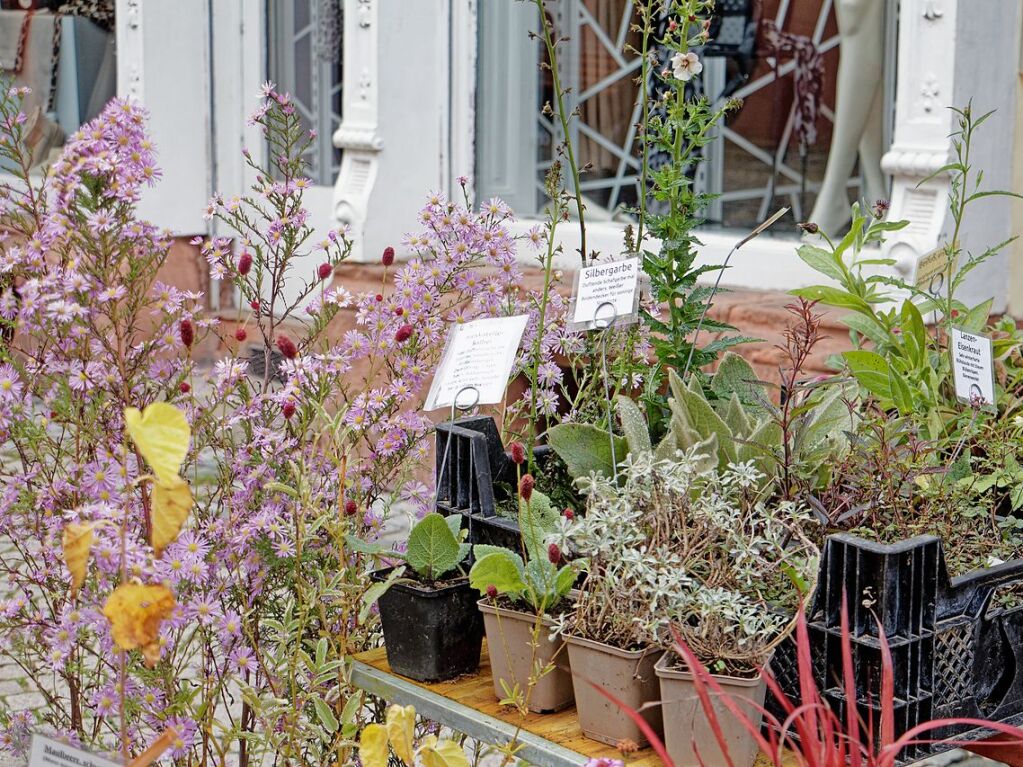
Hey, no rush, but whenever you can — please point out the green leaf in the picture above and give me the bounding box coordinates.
[547,423,627,482]
[960,298,993,333]
[615,395,650,454]
[472,544,523,572]
[721,393,753,438]
[842,350,892,399]
[345,535,404,560]
[444,514,463,538]
[359,566,405,623]
[341,694,363,738]
[899,300,928,367]
[469,552,527,596]
[797,243,847,283]
[312,696,339,732]
[711,352,762,405]
[406,513,463,580]
[519,489,557,563]
[791,285,872,313]
[840,312,891,348]
[674,373,736,466]
[888,367,914,414]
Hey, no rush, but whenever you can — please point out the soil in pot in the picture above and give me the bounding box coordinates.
[564,634,664,746]
[479,599,574,713]
[373,568,483,682]
[655,652,766,767]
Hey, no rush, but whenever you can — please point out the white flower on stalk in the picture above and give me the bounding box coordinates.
[671,51,703,82]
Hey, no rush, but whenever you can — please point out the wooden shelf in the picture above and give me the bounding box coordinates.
[350,642,787,767]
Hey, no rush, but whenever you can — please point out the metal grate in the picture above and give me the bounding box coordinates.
[268,0,343,186]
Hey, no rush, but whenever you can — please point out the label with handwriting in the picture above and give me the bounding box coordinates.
[425,315,529,411]
[29,735,120,767]
[570,257,640,330]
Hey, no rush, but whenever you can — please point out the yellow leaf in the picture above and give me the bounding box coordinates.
[61,522,95,597]
[359,723,389,767]
[419,736,469,767]
[385,704,416,765]
[102,583,176,653]
[125,403,190,485]
[151,477,192,556]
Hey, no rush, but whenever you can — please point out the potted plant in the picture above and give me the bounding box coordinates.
[352,513,482,682]
[555,447,816,755]
[648,465,817,767]
[467,461,581,714]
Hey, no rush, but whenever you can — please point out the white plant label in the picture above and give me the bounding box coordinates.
[425,315,529,411]
[570,257,640,330]
[29,734,121,767]
[951,327,995,409]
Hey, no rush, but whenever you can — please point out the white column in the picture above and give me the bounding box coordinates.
[882,0,1021,311]
[116,0,213,235]
[334,0,473,263]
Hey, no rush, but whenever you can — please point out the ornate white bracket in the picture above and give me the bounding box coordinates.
[882,0,1019,310]
[333,0,384,263]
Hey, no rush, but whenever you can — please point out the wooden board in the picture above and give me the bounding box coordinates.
[351,642,792,767]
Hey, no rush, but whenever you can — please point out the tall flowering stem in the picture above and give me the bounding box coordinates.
[534,0,587,264]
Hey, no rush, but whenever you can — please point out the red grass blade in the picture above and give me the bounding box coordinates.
[875,614,895,750]
[840,594,863,767]
[876,718,1023,767]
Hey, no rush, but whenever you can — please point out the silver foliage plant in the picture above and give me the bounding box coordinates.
[556,450,819,675]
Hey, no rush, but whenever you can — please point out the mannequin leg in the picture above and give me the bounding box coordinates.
[858,78,887,206]
[808,0,885,235]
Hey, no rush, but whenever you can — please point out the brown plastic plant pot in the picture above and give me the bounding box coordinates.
[478,599,574,713]
[654,652,767,767]
[563,634,664,747]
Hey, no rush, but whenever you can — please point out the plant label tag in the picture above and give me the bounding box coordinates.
[425,315,529,411]
[951,327,996,410]
[29,734,121,767]
[569,256,641,331]
[914,244,959,296]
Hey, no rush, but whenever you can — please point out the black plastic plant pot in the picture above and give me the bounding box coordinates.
[372,568,483,682]
[769,533,1023,763]
[434,416,550,549]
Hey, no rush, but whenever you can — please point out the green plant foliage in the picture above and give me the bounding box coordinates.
[347,513,469,584]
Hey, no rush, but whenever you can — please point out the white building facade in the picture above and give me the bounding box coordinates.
[23,0,1022,309]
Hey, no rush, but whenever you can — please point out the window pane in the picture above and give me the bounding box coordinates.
[0,3,116,174]
[268,0,343,186]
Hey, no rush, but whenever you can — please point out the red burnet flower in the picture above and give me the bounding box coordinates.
[179,319,194,348]
[547,543,561,564]
[179,382,191,394]
[382,246,395,266]
[317,262,333,281]
[237,252,253,276]
[395,307,404,317]
[486,584,498,599]
[395,324,413,343]
[250,299,260,312]
[282,401,296,419]
[344,499,358,516]
[518,473,535,502]
[375,293,384,303]
[234,327,247,342]
[509,442,526,465]
[276,333,298,359]
[563,507,575,520]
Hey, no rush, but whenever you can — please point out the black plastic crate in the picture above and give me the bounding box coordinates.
[434,416,548,550]
[771,533,1023,761]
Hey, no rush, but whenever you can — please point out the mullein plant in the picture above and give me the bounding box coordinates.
[631,0,752,433]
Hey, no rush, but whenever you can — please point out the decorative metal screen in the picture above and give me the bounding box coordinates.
[268,0,343,186]
[479,0,885,231]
